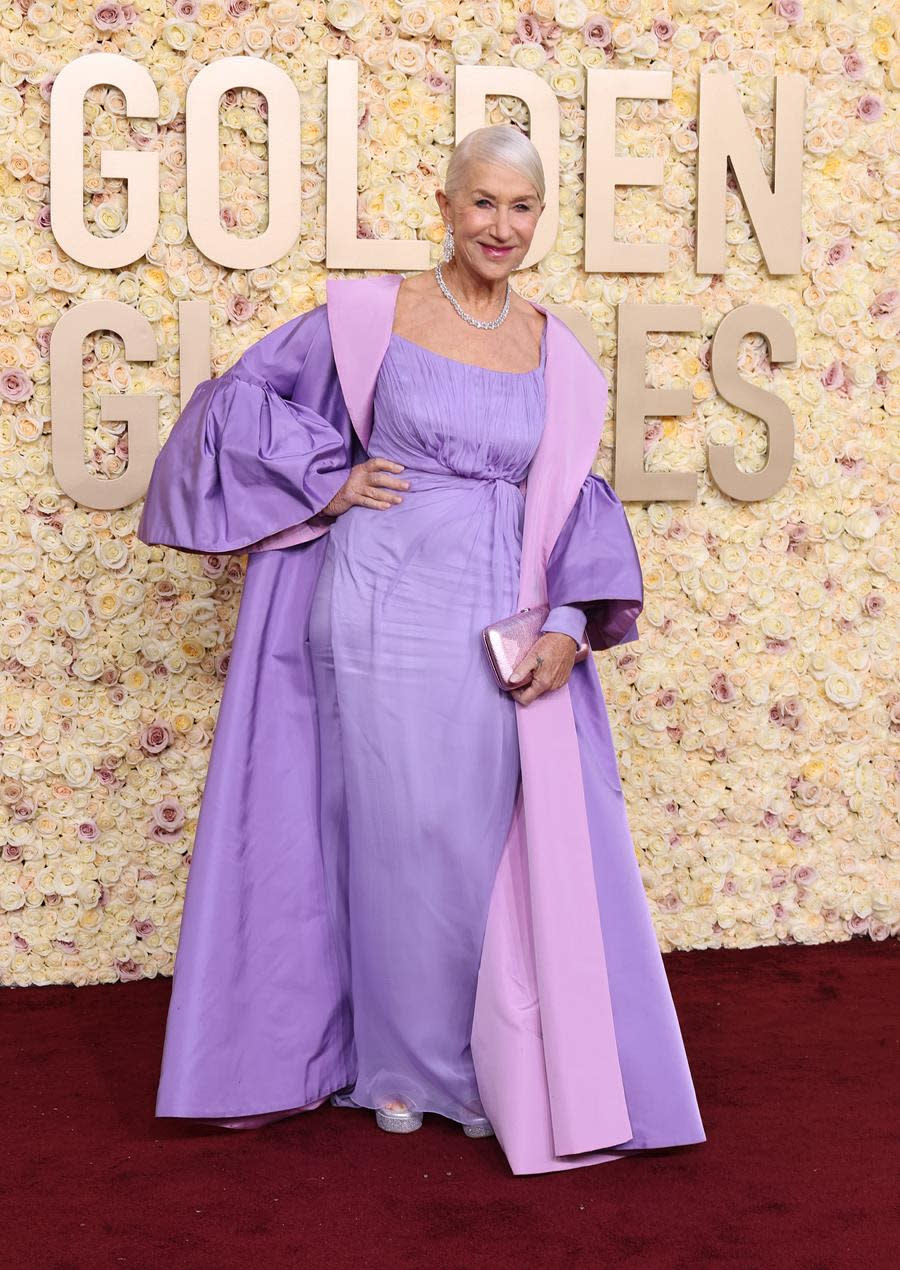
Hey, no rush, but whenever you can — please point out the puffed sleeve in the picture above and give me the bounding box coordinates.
[136,303,353,555]
[545,474,644,651]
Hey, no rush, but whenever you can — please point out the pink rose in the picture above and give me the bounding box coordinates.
[201,554,228,579]
[152,797,185,831]
[653,18,675,42]
[92,3,126,30]
[826,237,851,265]
[710,672,737,703]
[227,294,258,324]
[174,0,198,18]
[583,18,612,47]
[774,0,803,23]
[425,72,452,94]
[856,94,883,122]
[0,368,34,403]
[150,821,183,843]
[769,701,799,729]
[842,51,865,79]
[515,14,543,43]
[140,721,173,755]
[820,360,845,391]
[869,289,898,318]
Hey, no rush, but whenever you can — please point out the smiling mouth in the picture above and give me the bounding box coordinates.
[479,243,514,254]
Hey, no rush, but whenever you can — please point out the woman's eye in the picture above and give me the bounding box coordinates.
[476,199,531,210]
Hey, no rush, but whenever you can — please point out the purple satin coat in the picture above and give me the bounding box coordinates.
[136,274,706,1175]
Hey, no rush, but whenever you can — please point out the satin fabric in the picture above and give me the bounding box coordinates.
[137,276,706,1174]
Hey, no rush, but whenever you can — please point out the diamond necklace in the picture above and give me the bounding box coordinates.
[433,261,511,330]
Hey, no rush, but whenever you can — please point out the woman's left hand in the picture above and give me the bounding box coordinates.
[508,632,579,705]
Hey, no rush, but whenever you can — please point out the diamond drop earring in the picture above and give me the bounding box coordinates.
[441,223,455,262]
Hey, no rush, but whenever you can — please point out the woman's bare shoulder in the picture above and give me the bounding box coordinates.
[509,291,548,343]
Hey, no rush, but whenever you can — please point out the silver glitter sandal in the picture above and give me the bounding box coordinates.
[375,1101,424,1133]
[462,1118,495,1138]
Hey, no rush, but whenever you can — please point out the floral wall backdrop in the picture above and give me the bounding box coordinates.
[0,1,897,987]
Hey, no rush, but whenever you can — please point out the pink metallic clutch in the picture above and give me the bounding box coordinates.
[481,604,589,692]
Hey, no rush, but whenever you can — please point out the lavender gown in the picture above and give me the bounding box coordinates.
[307,324,584,1127]
[136,294,707,1165]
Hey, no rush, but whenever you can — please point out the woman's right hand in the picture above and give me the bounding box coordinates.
[322,457,410,516]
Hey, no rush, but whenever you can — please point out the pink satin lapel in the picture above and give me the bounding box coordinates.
[325,275,400,451]
[324,274,632,1171]
[514,313,631,1155]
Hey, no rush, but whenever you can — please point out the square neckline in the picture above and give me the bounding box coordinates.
[388,312,547,376]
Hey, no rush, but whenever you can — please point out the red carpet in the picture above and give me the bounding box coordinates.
[3,937,897,1269]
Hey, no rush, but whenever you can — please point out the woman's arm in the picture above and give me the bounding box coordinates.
[509,477,642,702]
[544,475,644,650]
[136,304,354,555]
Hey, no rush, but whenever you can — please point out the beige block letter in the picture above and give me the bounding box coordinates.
[51,301,158,510]
[709,304,797,500]
[585,69,673,274]
[326,58,431,271]
[187,57,301,269]
[697,73,805,275]
[615,304,701,502]
[50,53,160,268]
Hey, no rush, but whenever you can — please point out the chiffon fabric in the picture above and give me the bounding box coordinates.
[308,322,583,1127]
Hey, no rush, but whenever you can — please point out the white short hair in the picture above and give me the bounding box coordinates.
[444,125,545,205]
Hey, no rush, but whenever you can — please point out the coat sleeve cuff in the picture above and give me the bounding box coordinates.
[540,604,588,646]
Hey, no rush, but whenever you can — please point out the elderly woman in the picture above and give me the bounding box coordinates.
[138,125,705,1176]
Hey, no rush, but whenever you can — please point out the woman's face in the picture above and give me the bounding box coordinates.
[438,160,543,282]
